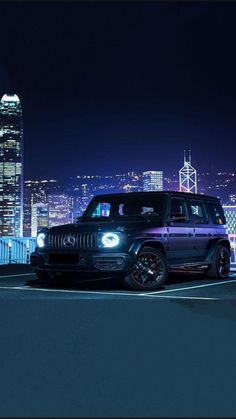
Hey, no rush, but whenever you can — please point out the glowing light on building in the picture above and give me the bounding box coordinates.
[179,150,197,194]
[47,193,72,227]
[31,203,48,237]
[143,171,163,191]
[0,93,23,236]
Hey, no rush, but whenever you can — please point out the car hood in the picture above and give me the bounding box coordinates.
[49,219,163,234]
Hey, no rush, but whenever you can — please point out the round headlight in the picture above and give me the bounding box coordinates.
[101,232,120,248]
[37,232,46,248]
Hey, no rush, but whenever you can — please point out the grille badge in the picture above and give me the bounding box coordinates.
[63,234,76,247]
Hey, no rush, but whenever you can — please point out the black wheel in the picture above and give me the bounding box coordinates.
[35,270,51,281]
[206,245,230,279]
[121,246,169,291]
[35,270,58,286]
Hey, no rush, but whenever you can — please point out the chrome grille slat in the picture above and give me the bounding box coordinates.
[48,232,95,250]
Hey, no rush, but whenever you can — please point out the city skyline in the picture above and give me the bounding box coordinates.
[0,2,236,178]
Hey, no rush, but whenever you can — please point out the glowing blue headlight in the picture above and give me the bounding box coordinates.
[37,232,46,248]
[101,232,120,248]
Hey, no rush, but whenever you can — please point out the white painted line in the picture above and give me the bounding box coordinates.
[140,278,236,296]
[0,285,140,297]
[0,286,221,301]
[144,294,219,301]
[0,273,33,278]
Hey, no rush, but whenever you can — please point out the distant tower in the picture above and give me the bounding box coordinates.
[0,94,24,236]
[179,150,197,194]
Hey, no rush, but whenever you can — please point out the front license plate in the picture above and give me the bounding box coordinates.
[49,253,80,264]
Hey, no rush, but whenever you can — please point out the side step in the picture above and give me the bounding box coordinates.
[170,262,209,270]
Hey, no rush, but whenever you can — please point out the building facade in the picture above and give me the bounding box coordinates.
[31,202,49,237]
[0,94,23,236]
[48,193,72,227]
[143,171,163,191]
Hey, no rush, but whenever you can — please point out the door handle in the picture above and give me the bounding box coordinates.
[188,233,193,237]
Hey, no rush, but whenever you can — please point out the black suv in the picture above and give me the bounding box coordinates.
[30,191,231,291]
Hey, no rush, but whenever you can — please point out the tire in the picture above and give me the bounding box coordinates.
[120,246,169,291]
[35,270,58,286]
[206,245,230,279]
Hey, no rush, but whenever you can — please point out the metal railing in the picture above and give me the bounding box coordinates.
[0,237,36,264]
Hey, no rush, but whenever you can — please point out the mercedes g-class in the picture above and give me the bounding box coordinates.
[30,191,231,291]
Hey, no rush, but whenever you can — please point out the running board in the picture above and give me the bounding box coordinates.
[170,262,209,270]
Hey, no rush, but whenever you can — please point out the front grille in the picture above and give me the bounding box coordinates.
[48,232,96,250]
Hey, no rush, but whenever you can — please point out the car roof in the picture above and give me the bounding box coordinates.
[93,191,221,202]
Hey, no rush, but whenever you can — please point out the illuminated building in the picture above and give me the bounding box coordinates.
[31,202,48,237]
[230,194,236,204]
[223,205,236,260]
[143,171,163,191]
[47,193,72,227]
[118,172,143,193]
[0,94,23,236]
[179,150,197,193]
[23,179,60,236]
[223,205,236,234]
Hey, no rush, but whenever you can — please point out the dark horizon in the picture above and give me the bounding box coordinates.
[1,1,236,179]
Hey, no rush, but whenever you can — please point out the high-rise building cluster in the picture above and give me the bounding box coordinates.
[0,92,236,238]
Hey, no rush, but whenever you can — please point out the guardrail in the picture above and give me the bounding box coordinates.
[0,236,235,266]
[0,237,36,264]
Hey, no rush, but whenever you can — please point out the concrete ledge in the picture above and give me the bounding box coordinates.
[0,264,34,275]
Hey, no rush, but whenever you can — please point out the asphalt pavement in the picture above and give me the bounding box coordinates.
[1,265,236,417]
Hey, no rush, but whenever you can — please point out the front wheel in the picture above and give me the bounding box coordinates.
[206,245,230,279]
[121,247,169,291]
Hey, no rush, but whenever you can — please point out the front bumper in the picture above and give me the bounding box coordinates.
[30,250,134,274]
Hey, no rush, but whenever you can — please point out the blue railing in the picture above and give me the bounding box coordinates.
[0,237,36,264]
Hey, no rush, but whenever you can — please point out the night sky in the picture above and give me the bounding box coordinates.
[1,1,236,179]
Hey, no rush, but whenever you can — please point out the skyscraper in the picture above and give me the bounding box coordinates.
[0,94,24,237]
[143,171,163,191]
[179,150,197,194]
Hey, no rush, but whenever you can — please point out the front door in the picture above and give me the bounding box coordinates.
[188,199,213,260]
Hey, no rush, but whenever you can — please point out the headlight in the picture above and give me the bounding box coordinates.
[37,232,46,248]
[101,232,120,248]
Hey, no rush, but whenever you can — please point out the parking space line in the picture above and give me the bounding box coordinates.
[140,279,236,296]
[144,294,219,300]
[0,285,141,297]
[0,273,34,278]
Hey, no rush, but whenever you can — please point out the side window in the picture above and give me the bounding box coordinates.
[190,201,208,224]
[169,198,188,223]
[208,202,226,225]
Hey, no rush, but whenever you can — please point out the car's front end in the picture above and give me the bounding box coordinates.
[30,223,137,279]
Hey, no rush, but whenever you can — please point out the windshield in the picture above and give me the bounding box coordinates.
[82,194,167,221]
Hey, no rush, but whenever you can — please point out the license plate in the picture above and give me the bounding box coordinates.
[49,254,79,264]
